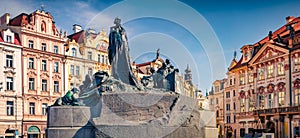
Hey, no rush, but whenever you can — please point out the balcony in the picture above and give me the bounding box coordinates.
[238,111,254,117]
[253,106,300,115]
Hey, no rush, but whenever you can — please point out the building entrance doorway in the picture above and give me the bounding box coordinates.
[28,126,40,138]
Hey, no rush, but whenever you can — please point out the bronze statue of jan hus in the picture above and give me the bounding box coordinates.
[108,17,140,88]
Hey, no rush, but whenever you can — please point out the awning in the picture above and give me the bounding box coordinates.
[27,126,40,134]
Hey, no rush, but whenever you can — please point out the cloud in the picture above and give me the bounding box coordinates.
[0,0,36,18]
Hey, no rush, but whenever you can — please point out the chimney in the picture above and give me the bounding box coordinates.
[73,24,82,33]
[286,16,295,23]
[0,13,10,25]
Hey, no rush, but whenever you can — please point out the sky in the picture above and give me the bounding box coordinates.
[1,0,300,94]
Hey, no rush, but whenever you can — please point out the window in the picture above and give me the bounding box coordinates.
[226,92,230,98]
[258,95,264,109]
[233,90,236,97]
[295,89,300,106]
[239,73,245,85]
[234,115,236,123]
[88,51,92,60]
[42,60,47,71]
[76,66,80,76]
[248,73,253,83]
[29,58,34,69]
[6,77,13,90]
[88,68,93,76]
[226,104,230,111]
[216,98,219,105]
[210,98,213,105]
[215,86,219,92]
[6,101,14,116]
[41,43,46,51]
[71,48,76,57]
[258,68,265,80]
[267,64,274,78]
[29,102,35,115]
[295,56,300,71]
[105,56,108,64]
[248,98,254,111]
[54,46,58,53]
[278,91,285,106]
[277,62,285,75]
[102,55,105,63]
[6,55,13,67]
[233,102,236,110]
[98,54,101,63]
[226,116,231,123]
[42,103,47,115]
[6,35,12,43]
[54,81,59,92]
[268,94,274,108]
[54,62,59,73]
[29,78,35,90]
[240,99,245,112]
[70,65,74,75]
[28,40,34,48]
[42,80,47,91]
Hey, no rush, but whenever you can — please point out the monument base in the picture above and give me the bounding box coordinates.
[47,93,217,138]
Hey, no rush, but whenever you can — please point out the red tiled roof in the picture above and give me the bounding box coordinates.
[14,33,21,45]
[9,13,29,26]
[68,30,84,43]
[254,17,300,47]
[136,61,152,67]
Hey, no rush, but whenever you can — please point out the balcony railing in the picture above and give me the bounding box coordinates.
[253,106,300,115]
[238,111,254,117]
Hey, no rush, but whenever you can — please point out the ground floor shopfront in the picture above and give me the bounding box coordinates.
[0,121,22,138]
[22,122,46,138]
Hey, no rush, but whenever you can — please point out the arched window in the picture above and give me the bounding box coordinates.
[41,21,46,33]
[71,48,77,57]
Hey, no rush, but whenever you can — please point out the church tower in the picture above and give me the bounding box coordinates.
[184,64,193,85]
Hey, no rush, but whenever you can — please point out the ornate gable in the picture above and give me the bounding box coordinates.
[249,42,288,65]
[228,58,237,70]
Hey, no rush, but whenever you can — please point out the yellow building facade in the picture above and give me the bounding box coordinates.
[65,26,110,90]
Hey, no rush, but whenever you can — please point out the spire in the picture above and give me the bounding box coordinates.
[156,48,160,59]
[205,89,208,97]
[233,49,237,59]
[184,64,192,85]
[185,64,191,73]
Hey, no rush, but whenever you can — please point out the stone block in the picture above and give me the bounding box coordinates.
[47,106,90,127]
[199,110,216,127]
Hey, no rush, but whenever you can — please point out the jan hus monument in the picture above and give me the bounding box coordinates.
[46,17,217,138]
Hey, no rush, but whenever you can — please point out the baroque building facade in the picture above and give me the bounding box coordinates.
[0,21,23,138]
[65,26,110,90]
[223,16,300,138]
[6,9,66,138]
[207,79,226,138]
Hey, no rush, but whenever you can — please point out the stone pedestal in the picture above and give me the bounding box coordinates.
[46,106,94,138]
[47,93,217,138]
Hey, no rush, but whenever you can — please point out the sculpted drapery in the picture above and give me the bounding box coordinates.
[108,17,140,87]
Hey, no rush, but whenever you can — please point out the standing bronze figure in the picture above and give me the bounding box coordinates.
[108,17,140,88]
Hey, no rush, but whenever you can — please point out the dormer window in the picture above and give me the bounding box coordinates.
[71,48,76,57]
[6,35,12,43]
[244,52,248,60]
